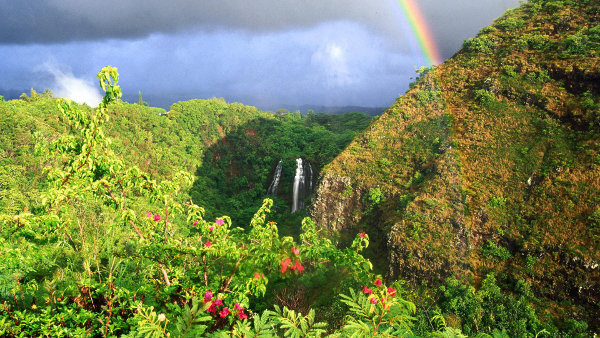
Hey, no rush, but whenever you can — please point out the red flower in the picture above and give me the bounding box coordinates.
[359,231,366,238]
[369,297,378,305]
[387,287,396,297]
[205,240,211,247]
[214,299,223,307]
[280,257,291,273]
[254,272,261,279]
[204,290,213,303]
[219,307,230,318]
[238,310,248,319]
[294,261,304,273]
[362,286,373,294]
[374,279,382,286]
[216,218,224,226]
[154,214,161,221]
[234,303,244,310]
[193,220,198,226]
[292,247,300,255]
[209,226,215,232]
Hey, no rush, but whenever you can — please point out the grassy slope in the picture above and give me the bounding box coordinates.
[316,0,600,326]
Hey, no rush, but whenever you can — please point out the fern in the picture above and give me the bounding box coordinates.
[172,298,211,337]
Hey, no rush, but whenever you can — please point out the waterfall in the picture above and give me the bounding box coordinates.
[291,158,313,213]
[267,160,283,195]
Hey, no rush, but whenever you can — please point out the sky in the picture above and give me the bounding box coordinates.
[0,0,522,110]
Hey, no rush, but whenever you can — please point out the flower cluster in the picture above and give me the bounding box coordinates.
[203,290,248,320]
[362,278,397,309]
[204,291,227,317]
[233,303,248,319]
[146,212,161,221]
[280,247,305,274]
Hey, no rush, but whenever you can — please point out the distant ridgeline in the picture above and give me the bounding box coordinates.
[0,93,373,226]
[312,0,600,330]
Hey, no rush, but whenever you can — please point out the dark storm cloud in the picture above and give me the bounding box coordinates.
[1,0,521,58]
[0,22,414,108]
[0,1,393,43]
[0,0,524,109]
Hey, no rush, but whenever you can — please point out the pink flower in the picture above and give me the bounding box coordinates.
[205,240,211,247]
[204,290,213,303]
[291,247,300,255]
[359,231,366,238]
[214,299,223,307]
[362,286,372,294]
[238,310,248,319]
[209,226,215,232]
[193,220,198,226]
[153,214,161,222]
[219,307,230,318]
[216,218,224,226]
[146,212,153,218]
[369,297,378,305]
[387,287,396,297]
[234,303,244,310]
[207,304,217,315]
[374,279,382,286]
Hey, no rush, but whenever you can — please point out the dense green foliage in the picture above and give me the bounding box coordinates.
[0,67,463,337]
[190,110,373,228]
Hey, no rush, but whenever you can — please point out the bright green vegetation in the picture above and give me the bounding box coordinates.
[0,67,463,337]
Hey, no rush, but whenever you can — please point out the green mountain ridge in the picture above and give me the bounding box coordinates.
[311,0,600,329]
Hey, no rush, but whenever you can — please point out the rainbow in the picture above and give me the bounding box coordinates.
[392,0,442,66]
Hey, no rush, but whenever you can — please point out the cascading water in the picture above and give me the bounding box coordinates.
[291,158,313,213]
[267,160,283,195]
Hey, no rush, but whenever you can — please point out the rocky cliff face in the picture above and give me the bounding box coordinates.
[310,173,365,232]
[311,0,600,327]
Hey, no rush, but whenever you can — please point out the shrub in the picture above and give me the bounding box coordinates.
[474,89,496,107]
[526,34,550,50]
[563,30,592,55]
[496,17,525,31]
[414,88,443,107]
[481,240,512,261]
[463,35,498,54]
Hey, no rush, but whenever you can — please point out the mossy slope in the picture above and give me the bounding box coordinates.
[312,0,600,326]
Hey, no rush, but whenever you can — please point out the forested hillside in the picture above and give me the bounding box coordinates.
[312,0,600,332]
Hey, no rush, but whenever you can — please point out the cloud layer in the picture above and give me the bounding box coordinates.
[0,0,522,109]
[1,0,520,58]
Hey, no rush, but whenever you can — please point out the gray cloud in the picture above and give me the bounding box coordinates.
[2,0,521,58]
[0,0,525,109]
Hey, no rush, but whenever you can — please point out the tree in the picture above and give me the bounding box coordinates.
[138,90,147,106]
